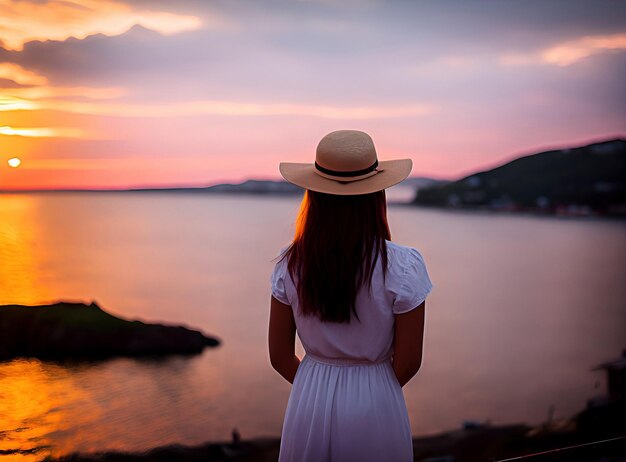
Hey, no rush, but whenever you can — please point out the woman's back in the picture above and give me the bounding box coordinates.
[271,240,433,362]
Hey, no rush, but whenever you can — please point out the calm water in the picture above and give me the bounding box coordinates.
[0,192,625,460]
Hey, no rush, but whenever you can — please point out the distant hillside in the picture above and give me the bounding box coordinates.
[131,177,446,196]
[413,139,626,216]
[1,177,444,196]
[128,179,303,194]
[0,179,303,194]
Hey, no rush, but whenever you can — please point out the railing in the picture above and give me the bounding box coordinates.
[494,434,626,461]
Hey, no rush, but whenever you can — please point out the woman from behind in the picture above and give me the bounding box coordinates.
[269,130,434,462]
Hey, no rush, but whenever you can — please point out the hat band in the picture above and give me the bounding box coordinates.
[314,159,379,178]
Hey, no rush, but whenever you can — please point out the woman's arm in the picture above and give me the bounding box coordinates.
[268,295,300,383]
[392,301,426,387]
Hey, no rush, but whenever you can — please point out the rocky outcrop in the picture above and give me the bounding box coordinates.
[0,301,219,361]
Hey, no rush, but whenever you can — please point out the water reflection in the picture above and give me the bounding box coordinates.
[0,359,86,461]
[0,195,44,305]
[0,354,223,460]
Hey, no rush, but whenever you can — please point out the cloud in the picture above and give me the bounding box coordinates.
[542,33,626,66]
[0,125,100,139]
[0,62,47,85]
[2,1,625,106]
[2,85,127,100]
[0,95,37,111]
[0,62,127,101]
[2,97,436,120]
[500,33,626,67]
[0,0,204,51]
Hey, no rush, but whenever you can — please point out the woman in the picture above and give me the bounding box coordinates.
[269,130,434,461]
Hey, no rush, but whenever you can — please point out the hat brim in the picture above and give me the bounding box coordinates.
[279,159,413,196]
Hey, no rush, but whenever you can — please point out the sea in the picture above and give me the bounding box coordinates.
[0,190,625,460]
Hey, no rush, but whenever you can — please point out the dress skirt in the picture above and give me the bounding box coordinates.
[278,353,413,462]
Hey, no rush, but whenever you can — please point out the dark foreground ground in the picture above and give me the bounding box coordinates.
[41,402,626,462]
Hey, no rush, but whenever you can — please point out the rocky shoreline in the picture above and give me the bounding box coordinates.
[0,301,219,361]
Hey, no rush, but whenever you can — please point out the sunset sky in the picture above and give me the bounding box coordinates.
[1,0,625,190]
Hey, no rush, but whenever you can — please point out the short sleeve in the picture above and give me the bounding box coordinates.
[270,256,290,305]
[392,248,434,314]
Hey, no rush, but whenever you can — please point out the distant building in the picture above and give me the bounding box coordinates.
[578,350,626,437]
[592,349,626,402]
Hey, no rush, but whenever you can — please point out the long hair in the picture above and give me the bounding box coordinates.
[279,189,391,323]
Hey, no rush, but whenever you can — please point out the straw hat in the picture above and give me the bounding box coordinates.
[279,130,412,195]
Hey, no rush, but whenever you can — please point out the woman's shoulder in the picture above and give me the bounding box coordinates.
[384,240,434,312]
[385,239,411,253]
[270,244,293,305]
[385,240,425,262]
[383,240,431,282]
[272,245,291,271]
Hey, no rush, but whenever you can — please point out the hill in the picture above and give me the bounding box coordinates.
[412,139,626,216]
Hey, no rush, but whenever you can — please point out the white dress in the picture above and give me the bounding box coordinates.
[270,240,434,462]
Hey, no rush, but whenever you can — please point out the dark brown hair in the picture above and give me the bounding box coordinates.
[279,189,391,323]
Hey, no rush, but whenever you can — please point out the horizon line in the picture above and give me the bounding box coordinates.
[0,174,451,193]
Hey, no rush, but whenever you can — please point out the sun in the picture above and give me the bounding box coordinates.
[8,157,21,168]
